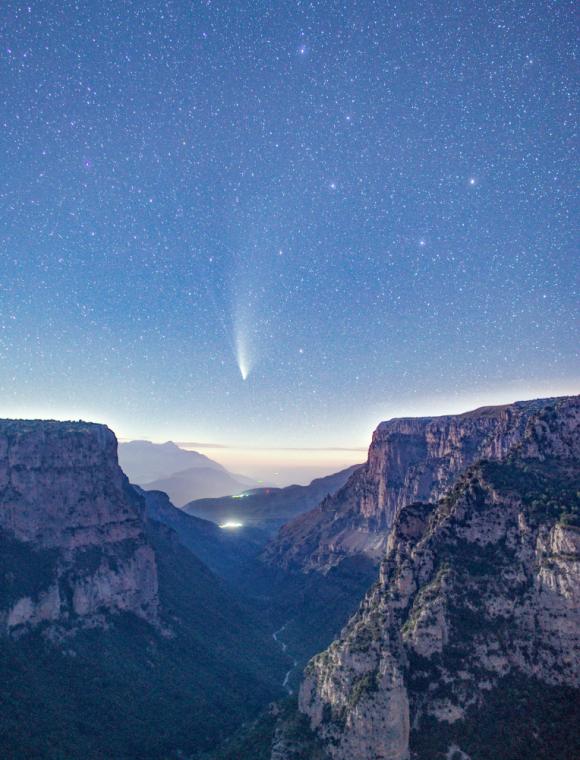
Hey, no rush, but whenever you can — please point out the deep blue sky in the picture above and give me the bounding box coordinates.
[0,1,578,470]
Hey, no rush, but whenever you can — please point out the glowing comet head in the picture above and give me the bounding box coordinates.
[232,275,258,381]
[238,358,249,381]
[235,328,252,381]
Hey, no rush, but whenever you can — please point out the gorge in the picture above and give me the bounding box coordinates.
[0,396,578,759]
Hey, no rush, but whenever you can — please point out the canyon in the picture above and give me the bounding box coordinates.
[0,396,578,759]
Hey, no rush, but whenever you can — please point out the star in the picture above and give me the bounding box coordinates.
[0,0,573,476]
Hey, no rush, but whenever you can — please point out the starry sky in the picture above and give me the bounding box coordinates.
[0,1,578,482]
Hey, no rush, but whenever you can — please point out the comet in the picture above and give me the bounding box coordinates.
[235,330,251,380]
[227,236,275,381]
[233,307,254,381]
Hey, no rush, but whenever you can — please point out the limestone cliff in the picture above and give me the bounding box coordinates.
[298,396,580,759]
[0,420,158,635]
[264,397,568,574]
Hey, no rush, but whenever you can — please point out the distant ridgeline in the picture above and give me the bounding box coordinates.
[182,463,361,535]
[118,439,257,506]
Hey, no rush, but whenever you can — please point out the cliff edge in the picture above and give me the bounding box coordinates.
[0,419,158,635]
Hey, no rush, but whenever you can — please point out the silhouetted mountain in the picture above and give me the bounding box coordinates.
[119,439,257,505]
[145,465,252,506]
[182,464,362,534]
[119,439,225,483]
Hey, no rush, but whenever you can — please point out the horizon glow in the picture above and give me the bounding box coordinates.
[0,2,577,470]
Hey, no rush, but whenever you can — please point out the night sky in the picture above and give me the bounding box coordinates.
[0,1,578,477]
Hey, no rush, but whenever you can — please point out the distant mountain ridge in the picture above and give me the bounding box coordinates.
[182,464,362,533]
[118,439,257,505]
[118,439,225,481]
[145,465,253,507]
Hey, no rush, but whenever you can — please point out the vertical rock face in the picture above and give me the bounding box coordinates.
[0,420,158,635]
[298,397,580,760]
[264,398,565,573]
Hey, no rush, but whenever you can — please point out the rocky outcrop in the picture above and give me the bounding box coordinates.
[264,398,568,574]
[0,420,158,635]
[298,397,580,759]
